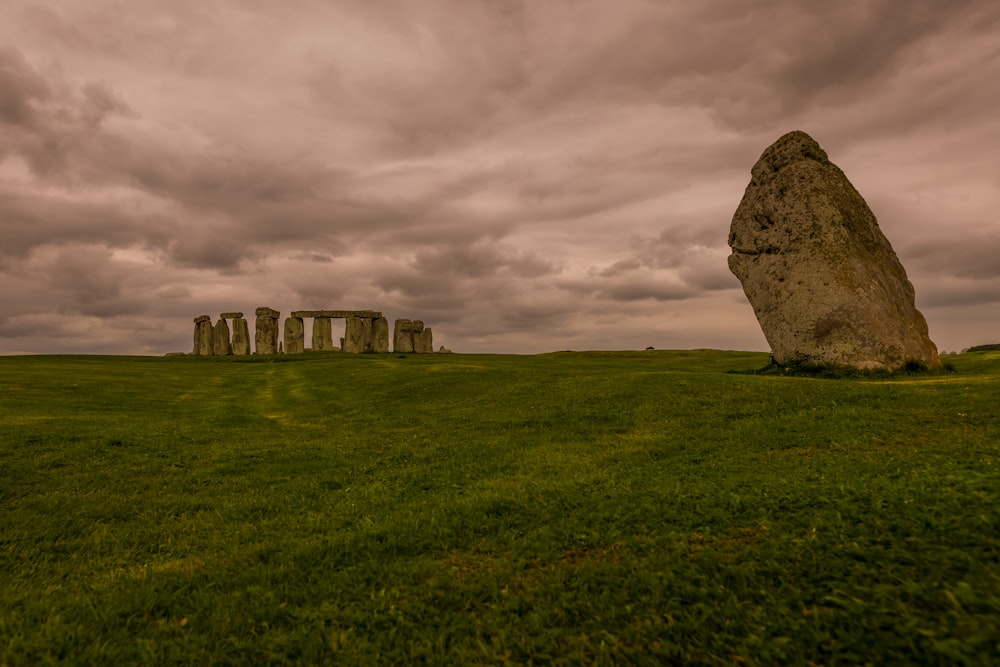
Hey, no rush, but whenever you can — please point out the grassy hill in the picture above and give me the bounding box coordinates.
[2,350,998,665]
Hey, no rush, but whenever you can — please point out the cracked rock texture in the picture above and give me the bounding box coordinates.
[728,131,941,370]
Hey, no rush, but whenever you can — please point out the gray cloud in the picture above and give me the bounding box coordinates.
[1,1,999,355]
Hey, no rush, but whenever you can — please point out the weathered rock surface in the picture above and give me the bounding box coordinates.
[312,317,333,351]
[284,317,305,354]
[393,319,414,353]
[220,312,244,319]
[393,319,434,353]
[343,317,372,353]
[254,306,280,354]
[372,317,390,353]
[728,130,941,371]
[213,318,233,355]
[414,326,434,354]
[192,315,213,356]
[231,318,251,355]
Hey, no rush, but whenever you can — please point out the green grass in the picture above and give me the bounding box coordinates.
[1,349,998,665]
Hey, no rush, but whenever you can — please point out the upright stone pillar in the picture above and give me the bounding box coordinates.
[193,315,204,355]
[192,315,213,356]
[284,317,305,354]
[393,319,414,353]
[344,317,372,353]
[254,306,280,354]
[362,318,374,352]
[372,317,390,353]
[231,317,251,355]
[312,317,333,351]
[212,318,233,355]
[414,326,433,353]
[728,130,941,370]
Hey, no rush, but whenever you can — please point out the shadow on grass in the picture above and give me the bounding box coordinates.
[730,357,958,379]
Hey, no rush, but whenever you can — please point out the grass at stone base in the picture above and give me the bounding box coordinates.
[1,350,998,665]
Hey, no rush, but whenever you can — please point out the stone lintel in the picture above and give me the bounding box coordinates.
[255,306,280,318]
[220,312,244,319]
[193,315,211,323]
[291,309,382,319]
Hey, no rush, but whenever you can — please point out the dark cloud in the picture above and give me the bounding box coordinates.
[0,46,136,183]
[918,279,1000,309]
[0,46,51,127]
[596,279,697,303]
[0,187,167,261]
[777,2,979,102]
[906,232,1000,283]
[289,252,335,264]
[410,243,559,280]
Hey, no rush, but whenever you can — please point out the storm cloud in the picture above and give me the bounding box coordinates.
[1,0,998,355]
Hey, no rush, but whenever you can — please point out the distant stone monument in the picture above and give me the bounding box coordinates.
[227,313,251,355]
[192,315,213,356]
[212,318,232,356]
[343,316,370,353]
[372,317,390,353]
[393,319,415,353]
[312,317,333,351]
[255,307,280,355]
[187,307,435,356]
[393,319,433,353]
[727,130,941,371]
[284,316,305,354]
[415,324,434,354]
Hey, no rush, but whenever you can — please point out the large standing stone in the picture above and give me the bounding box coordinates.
[312,317,333,351]
[344,317,375,353]
[192,315,205,354]
[254,306,280,355]
[728,130,941,371]
[231,317,251,355]
[371,317,390,353]
[393,319,435,353]
[393,319,414,353]
[212,318,233,355]
[192,315,213,356]
[284,317,305,354]
[414,326,433,353]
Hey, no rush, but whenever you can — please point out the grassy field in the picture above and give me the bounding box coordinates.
[1,349,998,665]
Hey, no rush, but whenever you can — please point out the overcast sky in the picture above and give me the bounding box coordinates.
[2,0,998,355]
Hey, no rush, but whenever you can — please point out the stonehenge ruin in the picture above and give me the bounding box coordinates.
[192,312,250,356]
[192,315,213,356]
[373,317,390,353]
[283,316,305,355]
[212,318,232,356]
[394,319,433,354]
[312,317,333,351]
[254,307,280,355]
[231,316,251,355]
[189,308,438,356]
